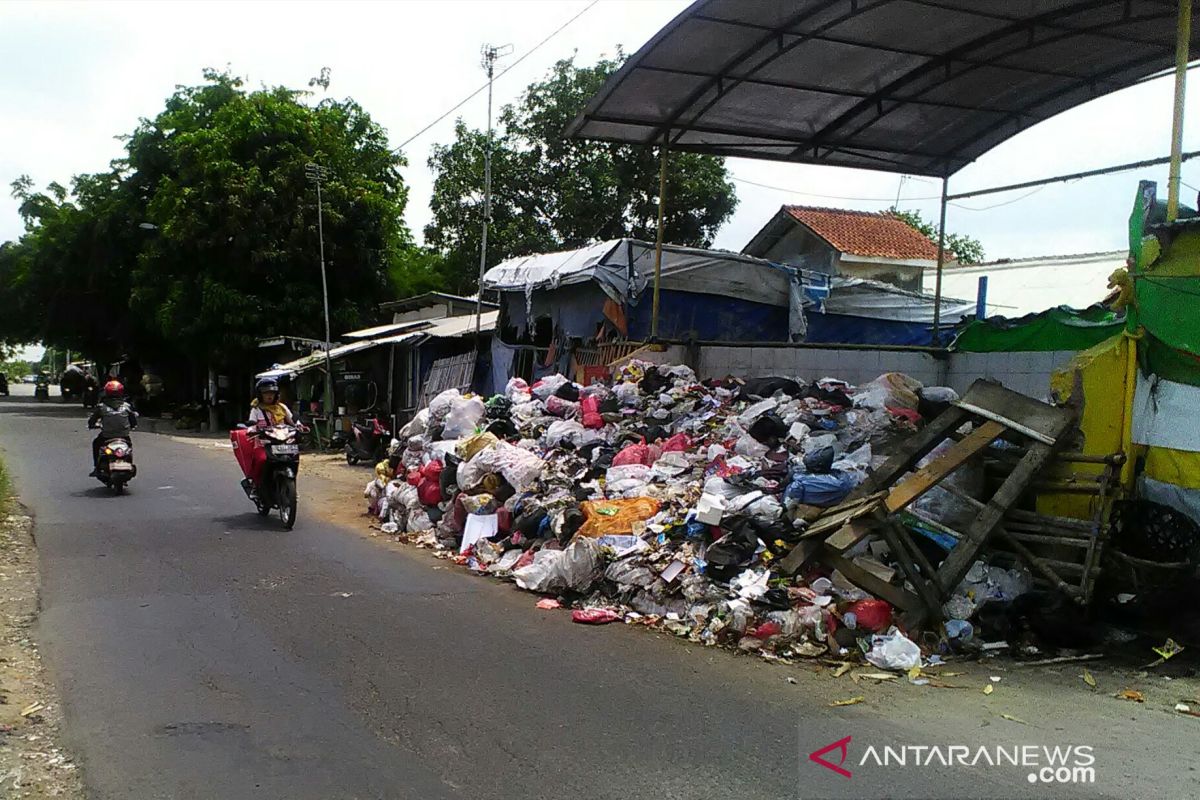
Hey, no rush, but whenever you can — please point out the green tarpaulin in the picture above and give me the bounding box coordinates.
[951,306,1124,353]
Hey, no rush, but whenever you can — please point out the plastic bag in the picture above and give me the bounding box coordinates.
[847,599,893,633]
[468,441,545,493]
[612,440,658,467]
[605,558,657,588]
[580,395,603,429]
[613,382,640,406]
[853,373,923,411]
[651,451,690,479]
[513,550,563,592]
[428,389,462,423]
[738,398,778,427]
[578,497,661,537]
[660,432,690,452]
[919,386,959,404]
[442,396,486,439]
[865,628,922,670]
[418,478,442,506]
[783,469,857,507]
[505,377,533,404]
[545,394,580,419]
[605,464,653,496]
[558,536,602,591]
[572,608,619,625]
[734,433,769,459]
[457,431,499,461]
[397,409,429,440]
[531,374,568,400]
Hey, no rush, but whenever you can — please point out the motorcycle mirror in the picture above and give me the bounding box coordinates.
[235,423,248,430]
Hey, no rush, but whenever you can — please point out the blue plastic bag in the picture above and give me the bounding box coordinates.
[784,469,856,507]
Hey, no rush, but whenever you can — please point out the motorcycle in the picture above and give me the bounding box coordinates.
[0,373,8,396]
[91,435,137,494]
[231,423,302,529]
[82,381,99,408]
[337,416,392,466]
[34,375,49,402]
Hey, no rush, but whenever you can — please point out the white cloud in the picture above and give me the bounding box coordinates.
[2,0,1197,265]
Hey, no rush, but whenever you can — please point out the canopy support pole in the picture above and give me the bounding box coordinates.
[931,176,948,346]
[651,134,669,341]
[1167,0,1192,222]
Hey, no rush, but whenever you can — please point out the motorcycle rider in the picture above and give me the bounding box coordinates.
[248,378,299,427]
[88,380,138,476]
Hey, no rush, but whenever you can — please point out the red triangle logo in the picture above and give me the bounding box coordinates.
[810,735,853,779]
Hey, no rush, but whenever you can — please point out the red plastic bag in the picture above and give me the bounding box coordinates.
[407,469,422,486]
[545,395,580,419]
[420,460,443,481]
[661,432,691,452]
[571,608,620,625]
[751,621,782,639]
[612,440,650,466]
[496,505,512,533]
[848,599,893,633]
[418,479,442,506]
[580,395,603,429]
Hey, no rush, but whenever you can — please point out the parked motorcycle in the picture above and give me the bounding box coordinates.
[231,423,302,529]
[337,416,392,466]
[0,372,8,396]
[90,434,137,494]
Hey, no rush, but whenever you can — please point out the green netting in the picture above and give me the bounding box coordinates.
[951,306,1124,353]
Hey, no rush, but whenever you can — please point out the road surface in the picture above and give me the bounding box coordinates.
[0,395,1196,800]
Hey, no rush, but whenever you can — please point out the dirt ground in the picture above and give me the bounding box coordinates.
[0,503,84,798]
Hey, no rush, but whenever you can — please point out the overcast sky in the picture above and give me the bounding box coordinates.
[2,0,1198,275]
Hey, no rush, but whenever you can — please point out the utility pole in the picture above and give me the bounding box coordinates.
[475,43,512,336]
[305,162,335,445]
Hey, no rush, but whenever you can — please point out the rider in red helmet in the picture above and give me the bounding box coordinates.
[88,380,138,476]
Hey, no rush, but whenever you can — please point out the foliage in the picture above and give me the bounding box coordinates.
[0,69,417,368]
[425,54,739,293]
[0,359,36,383]
[888,207,985,265]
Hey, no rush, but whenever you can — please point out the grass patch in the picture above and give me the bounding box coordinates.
[0,452,11,515]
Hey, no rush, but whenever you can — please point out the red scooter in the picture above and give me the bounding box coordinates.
[231,423,303,529]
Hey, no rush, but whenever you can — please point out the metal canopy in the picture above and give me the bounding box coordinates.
[566,0,1197,177]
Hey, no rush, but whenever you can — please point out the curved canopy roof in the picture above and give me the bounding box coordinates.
[566,0,1197,177]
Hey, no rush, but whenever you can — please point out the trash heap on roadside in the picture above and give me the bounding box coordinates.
[360,363,1037,669]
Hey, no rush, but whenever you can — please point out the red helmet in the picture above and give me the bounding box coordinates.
[103,380,124,398]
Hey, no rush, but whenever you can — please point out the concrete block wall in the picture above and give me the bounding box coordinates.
[943,350,1076,401]
[694,345,1079,400]
[697,345,946,387]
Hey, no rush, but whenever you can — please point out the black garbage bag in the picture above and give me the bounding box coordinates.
[803,446,836,474]
[737,376,802,400]
[485,394,512,418]
[485,418,519,439]
[754,587,793,611]
[554,382,581,401]
[514,506,547,538]
[440,455,460,495]
[804,384,853,407]
[642,424,670,443]
[598,395,620,413]
[640,366,670,394]
[747,411,787,444]
[705,525,759,582]
[559,506,585,545]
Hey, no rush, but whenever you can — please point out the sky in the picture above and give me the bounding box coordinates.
[2,0,1198,285]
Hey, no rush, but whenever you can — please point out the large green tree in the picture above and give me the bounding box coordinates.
[424,54,739,293]
[0,69,421,370]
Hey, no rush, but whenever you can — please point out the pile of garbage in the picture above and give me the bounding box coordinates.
[361,362,1033,668]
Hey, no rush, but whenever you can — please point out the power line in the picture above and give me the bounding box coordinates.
[728,173,941,203]
[949,184,1048,211]
[396,0,601,152]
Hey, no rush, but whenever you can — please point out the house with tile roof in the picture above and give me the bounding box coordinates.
[742,205,945,291]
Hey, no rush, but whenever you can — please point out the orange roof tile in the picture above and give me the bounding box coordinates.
[784,205,941,261]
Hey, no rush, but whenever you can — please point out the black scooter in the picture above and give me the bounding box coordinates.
[336,416,392,466]
[0,373,8,396]
[90,433,137,494]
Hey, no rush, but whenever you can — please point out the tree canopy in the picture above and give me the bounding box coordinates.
[0,69,424,369]
[889,207,985,265]
[424,54,740,293]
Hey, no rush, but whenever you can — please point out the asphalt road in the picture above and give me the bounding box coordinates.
[1,395,1196,800]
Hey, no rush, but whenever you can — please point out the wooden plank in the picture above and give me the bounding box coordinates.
[854,406,970,496]
[885,420,1005,512]
[958,379,1075,443]
[1003,531,1091,548]
[937,441,1062,592]
[826,519,875,552]
[798,493,886,539]
[879,519,943,616]
[777,538,824,575]
[821,548,919,611]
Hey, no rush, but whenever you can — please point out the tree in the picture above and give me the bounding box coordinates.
[0,69,417,373]
[424,54,739,292]
[889,207,985,265]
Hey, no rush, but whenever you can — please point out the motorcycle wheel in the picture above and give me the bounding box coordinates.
[345,448,357,466]
[276,474,297,530]
[254,497,271,516]
[109,481,122,496]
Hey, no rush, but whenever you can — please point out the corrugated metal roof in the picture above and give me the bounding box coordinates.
[422,311,498,337]
[342,320,428,340]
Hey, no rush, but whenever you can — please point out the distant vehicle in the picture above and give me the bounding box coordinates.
[34,374,50,402]
[23,375,37,384]
[0,373,8,396]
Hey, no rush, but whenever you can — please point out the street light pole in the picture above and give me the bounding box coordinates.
[306,162,334,444]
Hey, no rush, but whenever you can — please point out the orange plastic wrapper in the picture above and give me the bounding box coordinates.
[577,497,661,537]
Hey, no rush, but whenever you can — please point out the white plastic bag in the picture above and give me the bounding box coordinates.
[650,451,689,479]
[738,398,778,427]
[397,409,429,440]
[441,396,486,439]
[428,389,462,422]
[865,628,922,670]
[531,374,569,400]
[513,549,566,593]
[470,441,545,493]
[613,382,640,406]
[505,377,533,404]
[734,433,769,459]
